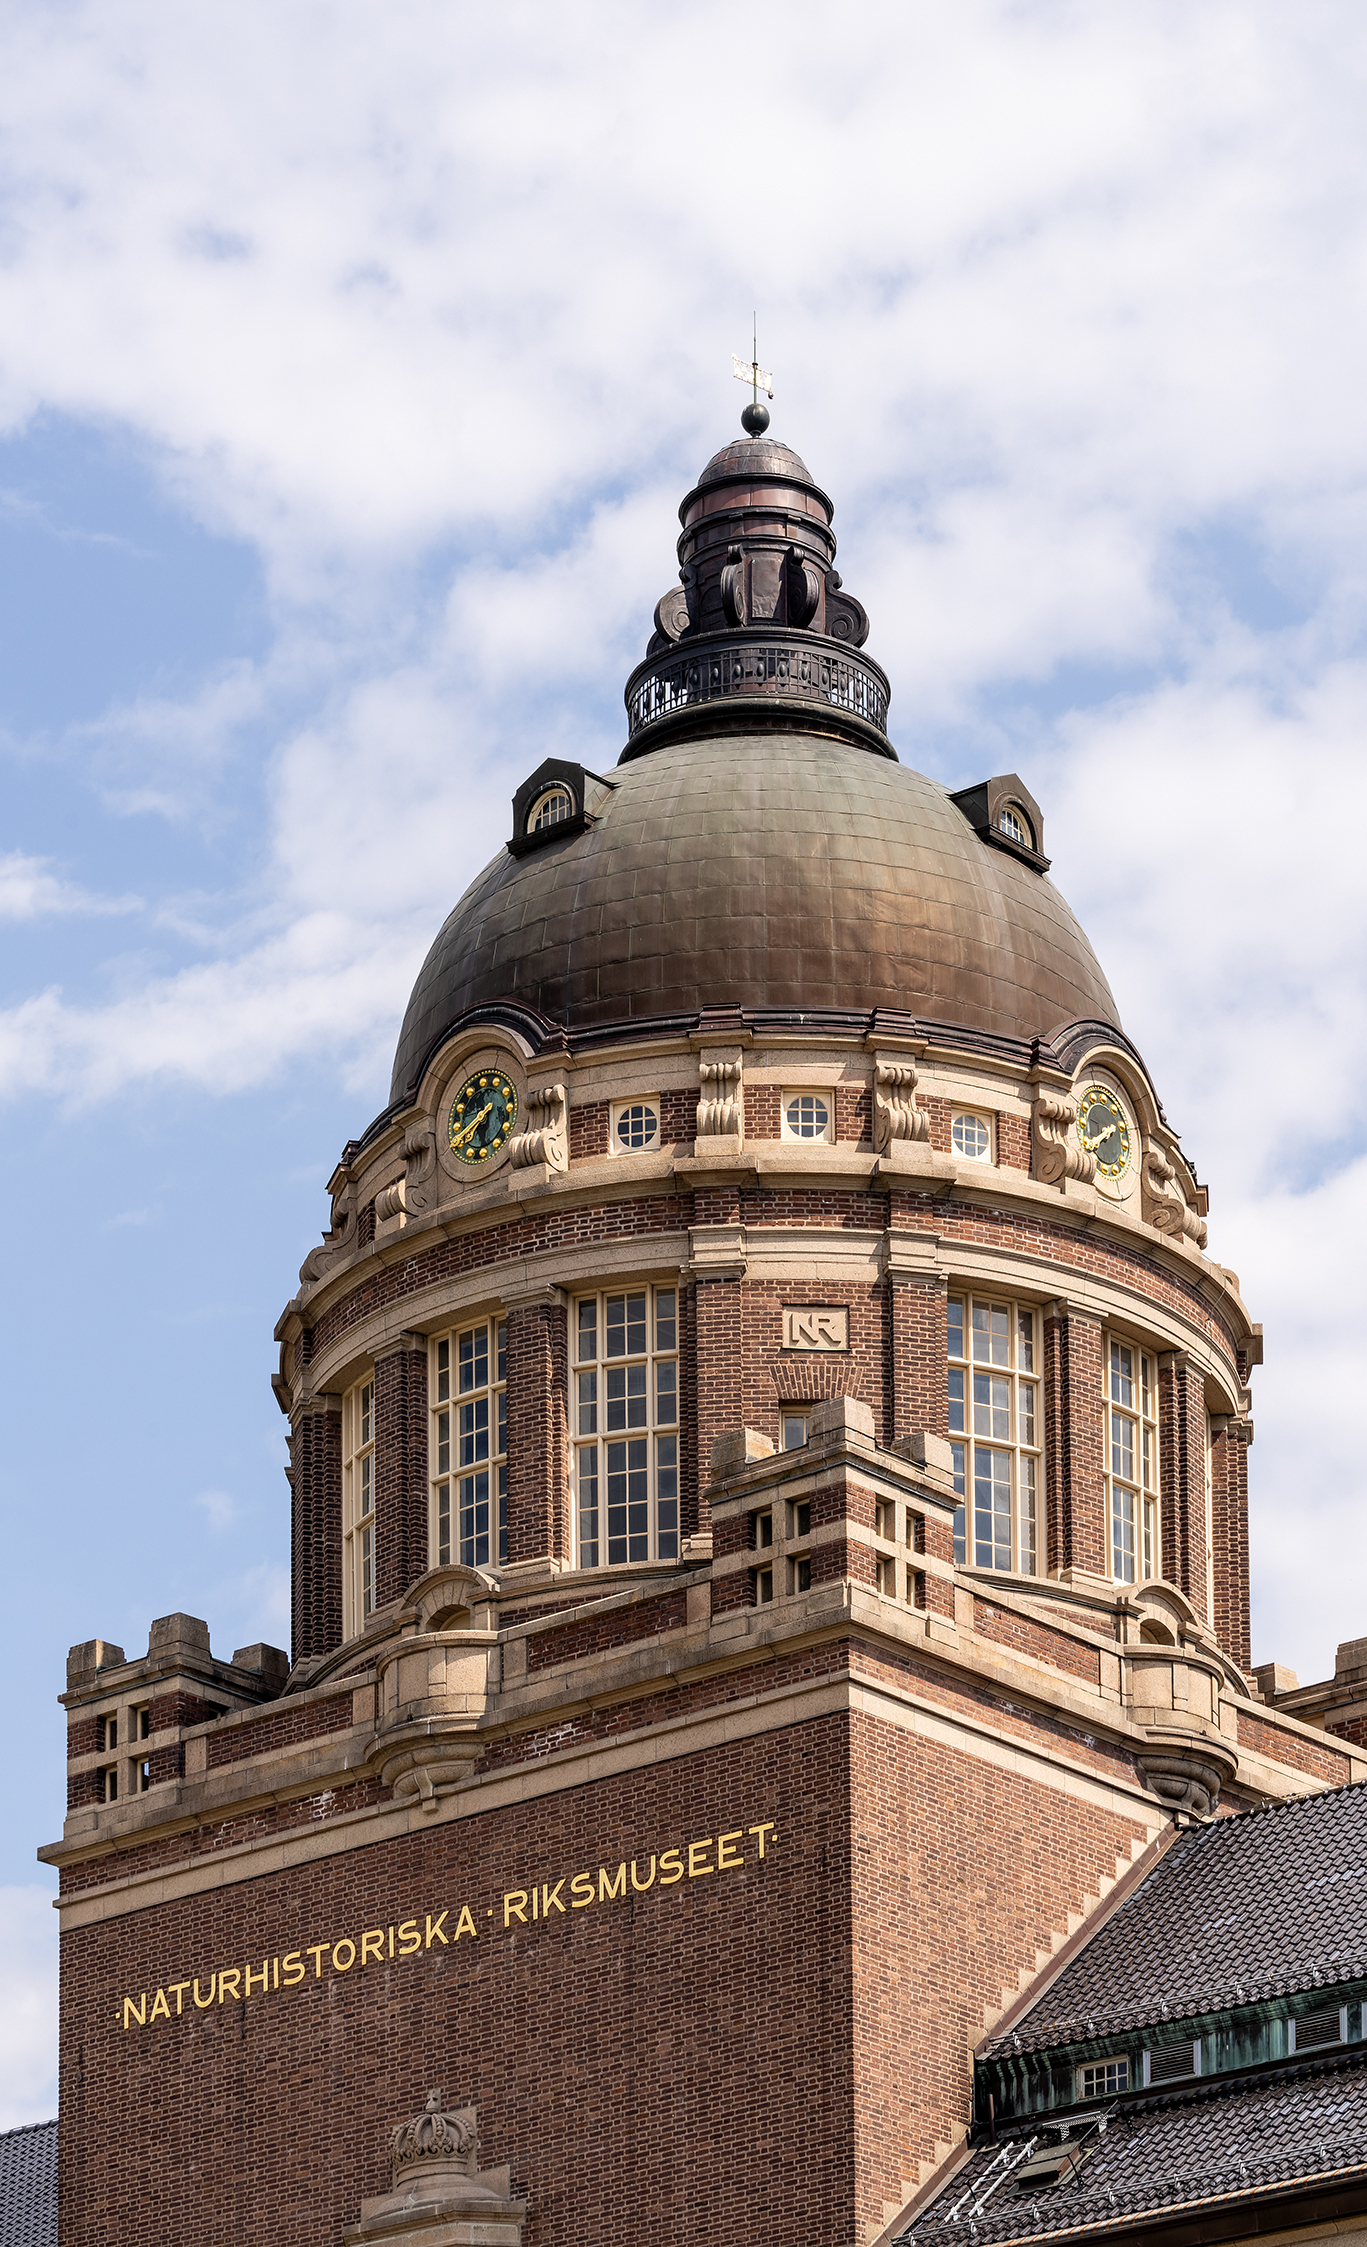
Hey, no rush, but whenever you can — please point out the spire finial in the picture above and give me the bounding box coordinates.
[732,317,773,435]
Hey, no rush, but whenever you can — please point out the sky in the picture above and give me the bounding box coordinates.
[4,0,1367,2129]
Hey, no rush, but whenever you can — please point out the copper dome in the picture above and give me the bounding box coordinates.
[389,728,1120,1105]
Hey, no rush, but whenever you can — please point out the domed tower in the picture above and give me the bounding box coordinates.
[50,422,1361,2247]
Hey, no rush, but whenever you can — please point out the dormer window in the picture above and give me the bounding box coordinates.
[997,805,1032,848]
[527,785,574,835]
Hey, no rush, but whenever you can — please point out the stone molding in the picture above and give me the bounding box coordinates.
[344,2091,527,2247]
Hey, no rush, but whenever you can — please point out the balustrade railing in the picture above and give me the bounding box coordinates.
[625,632,890,741]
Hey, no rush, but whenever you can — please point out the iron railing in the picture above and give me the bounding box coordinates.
[625,631,890,740]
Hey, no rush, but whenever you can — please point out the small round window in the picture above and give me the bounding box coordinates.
[785,1093,830,1140]
[614,1101,659,1152]
[997,805,1032,848]
[528,786,574,834]
[952,1111,991,1160]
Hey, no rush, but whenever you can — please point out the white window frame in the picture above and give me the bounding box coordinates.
[610,1096,661,1155]
[573,1285,679,1567]
[430,1317,507,1572]
[950,1109,993,1162]
[781,1089,834,1144]
[780,1409,811,1451]
[342,1376,376,1640]
[1077,2058,1130,2100]
[947,1293,1043,1575]
[527,784,574,834]
[1104,1337,1159,1585]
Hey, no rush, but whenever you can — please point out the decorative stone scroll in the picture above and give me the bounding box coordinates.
[344,2089,527,2247]
[376,1178,406,1224]
[1142,1145,1208,1249]
[696,1055,744,1141]
[873,1060,929,1153]
[401,1122,438,1215]
[508,1082,568,1173]
[1032,1091,1096,1187]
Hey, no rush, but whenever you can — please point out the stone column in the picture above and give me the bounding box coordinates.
[290,1393,342,1664]
[1209,1413,1252,1668]
[504,1286,569,1568]
[1042,1303,1105,1576]
[1158,1352,1209,1623]
[373,1333,429,1609]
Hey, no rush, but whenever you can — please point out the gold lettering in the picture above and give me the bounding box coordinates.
[569,1873,595,1909]
[360,1930,384,1966]
[503,1891,529,1927]
[306,1943,329,1979]
[658,1848,685,1886]
[453,1904,477,1940]
[387,1926,395,1959]
[332,1939,356,1972]
[748,1821,776,1859]
[630,1856,657,1892]
[425,1912,449,1947]
[717,1830,744,1871]
[168,1980,192,2015]
[542,1881,566,1915]
[281,1954,305,1988]
[192,1976,216,2009]
[688,1838,714,1878]
[149,1988,171,2022]
[598,1863,627,1902]
[531,1885,539,1920]
[272,1956,280,1990]
[122,1993,147,2029]
[244,1961,269,1996]
[397,1919,422,1956]
[218,1969,242,2002]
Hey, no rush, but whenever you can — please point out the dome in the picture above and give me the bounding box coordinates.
[696,436,816,489]
[389,729,1120,1105]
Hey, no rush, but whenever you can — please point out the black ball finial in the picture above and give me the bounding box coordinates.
[741,399,770,436]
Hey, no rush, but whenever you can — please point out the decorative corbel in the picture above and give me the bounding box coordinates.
[1033,1091,1096,1186]
[873,1059,929,1152]
[696,1054,744,1141]
[720,547,746,628]
[299,1175,358,1287]
[509,1082,568,1173]
[401,1120,438,1214]
[1142,1144,1209,1249]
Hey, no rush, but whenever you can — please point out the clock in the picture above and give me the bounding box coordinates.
[1077,1087,1131,1178]
[448,1069,519,1167]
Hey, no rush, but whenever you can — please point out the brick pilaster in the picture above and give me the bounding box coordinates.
[679,1279,700,1539]
[889,1275,948,1444]
[1159,1352,1209,1622]
[373,1335,428,1609]
[695,1278,744,1528]
[1209,1413,1251,1665]
[1042,1305,1105,1575]
[290,1394,342,1664]
[505,1293,569,1566]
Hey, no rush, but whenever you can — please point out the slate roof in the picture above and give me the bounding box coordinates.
[897,2053,1367,2247]
[0,2122,56,2247]
[985,1782,1367,2055]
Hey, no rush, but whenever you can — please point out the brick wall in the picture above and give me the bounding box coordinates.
[1209,1417,1251,1669]
[373,1342,428,1610]
[998,1111,1031,1171]
[835,1082,873,1146]
[568,1101,608,1160]
[1159,1354,1209,1622]
[694,1279,743,1516]
[890,1276,948,1444]
[1235,1708,1352,1785]
[506,1301,569,1566]
[1044,1309,1105,1575]
[291,1403,342,1665]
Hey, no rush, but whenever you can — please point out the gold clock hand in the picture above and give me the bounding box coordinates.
[451,1101,494,1149]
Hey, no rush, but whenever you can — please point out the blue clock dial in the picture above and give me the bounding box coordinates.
[448,1071,519,1166]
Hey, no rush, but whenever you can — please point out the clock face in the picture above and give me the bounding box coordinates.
[1077,1087,1131,1178]
[448,1070,519,1167]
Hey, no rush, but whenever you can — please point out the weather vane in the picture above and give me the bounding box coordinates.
[732,315,773,434]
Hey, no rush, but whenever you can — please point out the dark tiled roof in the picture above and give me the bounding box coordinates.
[0,2122,56,2247]
[900,2053,1367,2246]
[987,1783,1367,2054]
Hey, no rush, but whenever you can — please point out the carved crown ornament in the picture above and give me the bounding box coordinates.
[392,2090,478,2181]
[345,2087,527,2245]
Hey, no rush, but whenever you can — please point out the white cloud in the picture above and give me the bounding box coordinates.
[194,1489,242,1533]
[0,850,138,921]
[0,1887,57,2130]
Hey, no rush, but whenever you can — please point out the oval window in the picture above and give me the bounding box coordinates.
[614,1101,659,1152]
[951,1112,990,1160]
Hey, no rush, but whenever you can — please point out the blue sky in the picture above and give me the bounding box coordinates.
[4,0,1367,2126]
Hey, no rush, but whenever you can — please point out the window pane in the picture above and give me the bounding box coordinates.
[1112,1487,1136,1582]
[498,1463,508,1568]
[1019,1381,1036,1447]
[361,1523,373,1614]
[1020,1454,1037,1575]
[974,1447,1012,1570]
[437,1409,450,1476]
[951,1442,966,1564]
[577,1369,597,1435]
[578,1298,597,1363]
[948,1366,965,1435]
[578,1446,599,1569]
[782,1412,808,1451]
[1142,1422,1154,1493]
[1112,1412,1135,1484]
[606,1437,650,1565]
[497,1321,507,1384]
[972,1372,1010,1440]
[1017,1309,1034,1374]
[436,1337,450,1403]
[459,1397,489,1466]
[361,1384,372,1445]
[657,1434,678,1558]
[972,1301,1010,1366]
[497,1389,507,1457]
[437,1481,451,1567]
[947,1297,965,1360]
[360,1454,372,1516]
[1110,1340,1133,1408]
[460,1468,490,1569]
[655,1290,676,1352]
[459,1326,488,1395]
[1141,1352,1153,1418]
[656,1359,677,1425]
[1142,1496,1156,1580]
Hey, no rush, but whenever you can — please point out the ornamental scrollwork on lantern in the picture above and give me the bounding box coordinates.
[873,1060,929,1153]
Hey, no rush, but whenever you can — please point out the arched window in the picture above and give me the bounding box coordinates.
[527,785,574,834]
[997,803,1033,848]
[947,1294,1041,1574]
